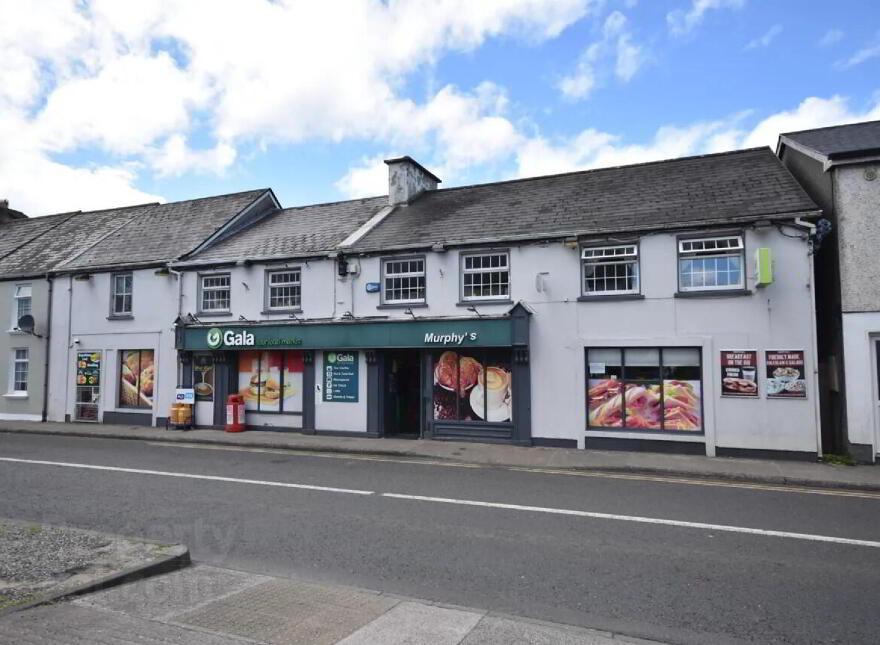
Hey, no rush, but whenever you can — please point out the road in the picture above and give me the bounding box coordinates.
[1,433,878,645]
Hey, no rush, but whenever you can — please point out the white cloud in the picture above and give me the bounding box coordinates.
[818,29,843,47]
[557,50,598,100]
[335,154,390,199]
[839,34,880,68]
[745,25,782,50]
[1,0,596,214]
[615,33,645,81]
[667,0,746,37]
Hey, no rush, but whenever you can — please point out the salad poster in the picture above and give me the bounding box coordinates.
[720,350,758,397]
[765,350,807,398]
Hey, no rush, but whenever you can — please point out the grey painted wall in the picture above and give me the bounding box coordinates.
[834,164,880,313]
[0,279,49,421]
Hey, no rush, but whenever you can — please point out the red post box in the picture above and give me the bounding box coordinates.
[225,394,246,432]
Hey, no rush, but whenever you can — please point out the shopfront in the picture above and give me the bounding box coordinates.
[176,305,531,443]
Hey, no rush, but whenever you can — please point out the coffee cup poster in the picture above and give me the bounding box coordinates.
[720,350,758,397]
[765,350,807,398]
[433,350,512,423]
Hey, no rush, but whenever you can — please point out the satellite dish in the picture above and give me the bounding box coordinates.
[16,314,35,333]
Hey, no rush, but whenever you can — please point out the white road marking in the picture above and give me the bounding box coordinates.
[382,493,880,549]
[0,457,374,496]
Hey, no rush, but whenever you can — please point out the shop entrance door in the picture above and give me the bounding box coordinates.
[384,350,422,437]
[74,350,101,422]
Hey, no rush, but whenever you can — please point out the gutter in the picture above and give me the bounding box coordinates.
[41,275,53,422]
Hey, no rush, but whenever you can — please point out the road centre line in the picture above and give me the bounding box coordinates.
[147,441,880,500]
[0,457,374,496]
[382,493,880,549]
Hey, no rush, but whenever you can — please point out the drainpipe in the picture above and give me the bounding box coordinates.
[63,275,73,421]
[166,266,183,317]
[41,274,53,422]
[793,217,823,458]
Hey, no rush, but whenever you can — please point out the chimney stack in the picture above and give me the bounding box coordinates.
[384,156,441,206]
[0,199,27,223]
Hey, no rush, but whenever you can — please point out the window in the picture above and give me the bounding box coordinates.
[237,351,304,413]
[111,273,133,316]
[582,245,639,296]
[678,235,744,291]
[382,258,425,304]
[13,285,31,328]
[586,347,702,432]
[432,349,512,423]
[10,349,28,393]
[266,269,301,310]
[119,349,154,408]
[461,252,510,301]
[200,274,231,312]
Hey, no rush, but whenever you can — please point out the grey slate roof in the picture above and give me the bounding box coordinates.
[184,196,387,263]
[350,147,819,251]
[781,120,880,159]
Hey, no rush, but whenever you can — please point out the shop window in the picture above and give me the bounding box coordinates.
[461,252,510,301]
[678,235,744,291]
[582,245,639,296]
[110,273,133,316]
[193,354,214,402]
[200,273,231,312]
[266,269,302,311]
[10,348,28,393]
[382,258,425,304]
[120,349,154,408]
[237,350,304,413]
[12,284,31,328]
[586,347,702,432]
[432,349,512,423]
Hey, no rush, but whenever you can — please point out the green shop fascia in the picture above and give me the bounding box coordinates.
[175,305,532,443]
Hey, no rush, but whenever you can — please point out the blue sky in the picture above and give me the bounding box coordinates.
[2,0,879,215]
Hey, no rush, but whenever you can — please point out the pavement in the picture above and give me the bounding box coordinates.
[1,419,878,491]
[0,565,664,644]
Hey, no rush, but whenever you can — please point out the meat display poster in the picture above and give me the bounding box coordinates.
[720,350,758,397]
[765,350,807,399]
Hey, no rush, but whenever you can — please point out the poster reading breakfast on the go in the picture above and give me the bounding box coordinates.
[720,350,758,397]
[765,350,807,399]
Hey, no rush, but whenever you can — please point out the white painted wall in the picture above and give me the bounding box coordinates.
[0,279,49,421]
[841,312,880,457]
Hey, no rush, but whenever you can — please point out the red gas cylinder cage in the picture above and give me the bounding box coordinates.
[225,394,246,432]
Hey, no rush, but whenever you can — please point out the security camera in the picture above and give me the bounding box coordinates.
[72,338,81,344]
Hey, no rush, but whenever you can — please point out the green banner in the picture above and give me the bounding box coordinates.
[181,317,513,351]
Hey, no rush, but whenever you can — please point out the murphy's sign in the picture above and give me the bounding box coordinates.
[180,318,514,351]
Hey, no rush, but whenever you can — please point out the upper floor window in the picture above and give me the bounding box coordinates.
[678,235,744,292]
[266,269,302,311]
[383,258,425,304]
[200,273,231,312]
[461,252,510,301]
[111,273,133,316]
[13,285,31,328]
[582,245,639,296]
[10,348,28,393]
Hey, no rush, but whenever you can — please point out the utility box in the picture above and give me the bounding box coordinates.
[755,247,773,287]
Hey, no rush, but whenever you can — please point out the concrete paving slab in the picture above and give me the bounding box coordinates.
[172,577,399,644]
[460,615,632,644]
[0,602,250,644]
[75,564,269,621]
[337,600,484,645]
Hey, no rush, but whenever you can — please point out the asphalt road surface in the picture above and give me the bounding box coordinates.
[1,433,878,645]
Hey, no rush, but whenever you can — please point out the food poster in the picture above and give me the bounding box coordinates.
[193,355,214,401]
[660,348,702,431]
[120,349,154,408]
[238,351,261,410]
[258,351,282,412]
[720,350,758,397]
[765,350,807,398]
[479,351,512,422]
[76,352,100,387]
[283,351,304,412]
[587,349,623,428]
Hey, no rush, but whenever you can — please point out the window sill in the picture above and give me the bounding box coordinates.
[260,309,303,315]
[577,294,644,302]
[674,289,751,299]
[3,393,28,399]
[107,314,134,321]
[6,329,26,335]
[377,303,428,310]
[455,299,513,307]
[196,311,233,317]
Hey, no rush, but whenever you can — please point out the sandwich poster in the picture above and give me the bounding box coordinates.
[720,350,758,397]
[238,350,304,412]
[765,350,806,398]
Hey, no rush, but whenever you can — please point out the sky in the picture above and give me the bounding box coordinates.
[2,0,879,216]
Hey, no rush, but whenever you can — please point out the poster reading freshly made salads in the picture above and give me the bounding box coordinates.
[765,350,806,398]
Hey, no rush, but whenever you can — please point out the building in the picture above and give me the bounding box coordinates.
[778,120,880,462]
[171,149,823,458]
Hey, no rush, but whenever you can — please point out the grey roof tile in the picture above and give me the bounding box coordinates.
[186,196,387,262]
[781,119,880,158]
[350,147,819,251]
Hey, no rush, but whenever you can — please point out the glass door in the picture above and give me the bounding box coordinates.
[74,350,101,422]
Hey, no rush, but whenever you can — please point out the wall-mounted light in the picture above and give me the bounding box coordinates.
[404,308,418,320]
[154,267,170,276]
[562,237,578,249]
[467,306,483,318]
[431,243,446,252]
[535,271,550,292]
[73,273,91,281]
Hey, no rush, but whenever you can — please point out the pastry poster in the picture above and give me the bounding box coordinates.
[765,350,806,398]
[720,350,758,397]
[120,349,154,408]
[433,350,512,423]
